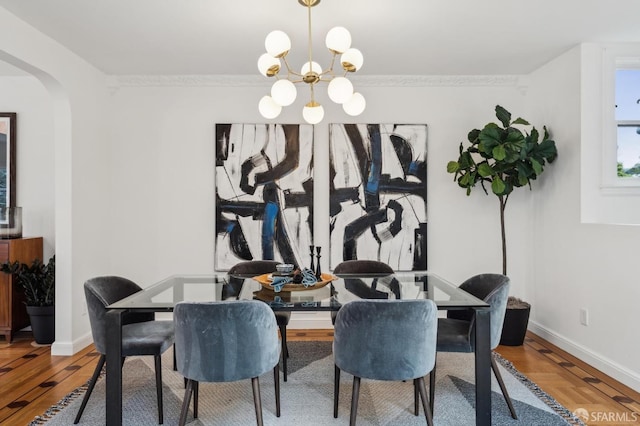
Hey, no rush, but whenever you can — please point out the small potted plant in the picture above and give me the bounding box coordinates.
[1,255,55,344]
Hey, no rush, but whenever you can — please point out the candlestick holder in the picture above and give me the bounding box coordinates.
[315,246,322,279]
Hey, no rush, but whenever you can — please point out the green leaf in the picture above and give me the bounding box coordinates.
[459,172,472,186]
[512,117,530,126]
[459,151,473,169]
[495,105,511,128]
[537,139,558,162]
[531,158,543,175]
[492,144,506,161]
[478,163,493,177]
[447,161,459,174]
[529,127,539,144]
[506,129,525,144]
[492,176,506,195]
[468,129,481,142]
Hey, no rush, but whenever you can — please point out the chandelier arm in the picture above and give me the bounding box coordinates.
[281,56,303,78]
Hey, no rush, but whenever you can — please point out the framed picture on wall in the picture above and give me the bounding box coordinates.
[329,123,427,271]
[0,113,16,210]
[214,123,314,271]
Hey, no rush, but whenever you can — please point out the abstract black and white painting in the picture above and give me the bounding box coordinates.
[215,123,314,270]
[329,124,427,271]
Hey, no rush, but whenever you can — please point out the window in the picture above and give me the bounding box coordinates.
[616,69,640,178]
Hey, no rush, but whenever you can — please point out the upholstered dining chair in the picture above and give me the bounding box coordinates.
[227,260,292,381]
[76,277,174,424]
[333,299,438,426]
[426,273,517,419]
[174,300,281,426]
[333,259,394,275]
[331,260,395,323]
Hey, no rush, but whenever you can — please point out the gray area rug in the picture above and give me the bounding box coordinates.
[31,341,584,425]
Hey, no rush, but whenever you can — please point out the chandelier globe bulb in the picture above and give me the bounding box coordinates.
[325,26,352,54]
[258,95,282,119]
[341,48,364,72]
[271,79,297,106]
[301,61,323,75]
[342,92,366,116]
[265,30,291,57]
[327,77,354,104]
[302,102,325,124]
[258,53,281,77]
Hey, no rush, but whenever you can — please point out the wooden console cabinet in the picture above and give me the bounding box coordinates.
[0,237,43,342]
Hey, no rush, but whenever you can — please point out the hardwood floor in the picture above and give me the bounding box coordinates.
[1,330,638,425]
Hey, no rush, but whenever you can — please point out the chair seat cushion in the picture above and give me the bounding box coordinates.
[437,318,473,353]
[122,320,174,356]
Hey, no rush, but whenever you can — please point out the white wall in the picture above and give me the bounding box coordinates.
[106,79,530,316]
[527,45,640,390]
[0,76,55,257]
[0,7,112,355]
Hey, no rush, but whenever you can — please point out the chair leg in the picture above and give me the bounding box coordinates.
[251,377,264,426]
[154,355,164,424]
[429,364,436,414]
[413,378,419,416]
[74,354,105,424]
[194,380,199,418]
[173,343,177,371]
[334,365,340,418]
[279,324,288,382]
[417,376,434,426]
[179,379,194,426]
[491,356,518,419]
[273,365,281,417]
[349,376,361,426]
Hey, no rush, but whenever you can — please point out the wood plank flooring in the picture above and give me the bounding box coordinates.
[1,330,638,425]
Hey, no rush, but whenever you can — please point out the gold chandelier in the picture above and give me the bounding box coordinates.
[257,0,365,124]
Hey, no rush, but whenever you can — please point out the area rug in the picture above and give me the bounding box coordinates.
[30,341,584,425]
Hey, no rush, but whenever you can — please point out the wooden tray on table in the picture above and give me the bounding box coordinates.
[253,272,336,292]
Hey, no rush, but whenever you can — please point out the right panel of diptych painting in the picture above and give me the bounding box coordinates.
[329,124,427,271]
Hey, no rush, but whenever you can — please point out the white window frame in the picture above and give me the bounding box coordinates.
[601,49,640,193]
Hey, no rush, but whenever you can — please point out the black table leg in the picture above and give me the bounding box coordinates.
[474,308,491,426]
[106,309,124,426]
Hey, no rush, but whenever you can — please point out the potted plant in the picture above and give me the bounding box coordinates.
[1,255,55,344]
[447,105,557,345]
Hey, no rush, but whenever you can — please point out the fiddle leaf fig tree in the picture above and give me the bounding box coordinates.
[447,105,558,275]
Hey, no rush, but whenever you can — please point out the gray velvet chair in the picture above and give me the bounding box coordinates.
[76,276,174,424]
[174,300,281,426]
[331,260,395,324]
[427,273,517,419]
[333,299,438,426]
[227,260,292,381]
[333,260,394,275]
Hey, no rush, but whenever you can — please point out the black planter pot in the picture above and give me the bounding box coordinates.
[499,303,530,346]
[26,305,55,344]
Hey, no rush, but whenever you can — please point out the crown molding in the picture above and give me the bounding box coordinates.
[107,74,526,89]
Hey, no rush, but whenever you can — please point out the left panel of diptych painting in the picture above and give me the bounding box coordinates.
[215,124,314,270]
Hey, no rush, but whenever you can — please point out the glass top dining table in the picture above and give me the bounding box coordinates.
[104,271,493,425]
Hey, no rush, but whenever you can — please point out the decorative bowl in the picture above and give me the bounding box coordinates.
[276,263,294,274]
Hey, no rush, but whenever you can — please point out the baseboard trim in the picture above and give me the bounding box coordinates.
[528,320,640,391]
[288,312,333,329]
[51,332,93,356]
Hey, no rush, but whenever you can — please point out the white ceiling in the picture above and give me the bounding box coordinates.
[1,0,640,76]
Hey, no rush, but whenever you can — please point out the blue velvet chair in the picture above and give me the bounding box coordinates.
[174,300,281,426]
[227,260,292,381]
[331,260,395,324]
[76,277,174,424]
[333,299,438,426]
[427,273,517,419]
